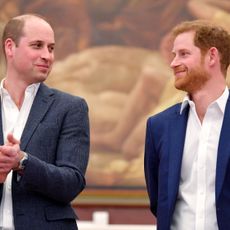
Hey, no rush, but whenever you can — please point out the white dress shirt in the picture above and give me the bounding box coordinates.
[0,80,39,230]
[171,87,229,230]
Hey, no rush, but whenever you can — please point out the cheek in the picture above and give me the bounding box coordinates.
[50,54,55,63]
[15,50,32,63]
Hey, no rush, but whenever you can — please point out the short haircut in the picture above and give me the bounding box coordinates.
[171,20,230,76]
[2,14,49,57]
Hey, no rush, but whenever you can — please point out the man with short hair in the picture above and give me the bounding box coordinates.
[144,20,230,230]
[0,14,90,230]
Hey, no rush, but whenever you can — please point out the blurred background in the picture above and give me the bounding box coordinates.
[0,0,230,228]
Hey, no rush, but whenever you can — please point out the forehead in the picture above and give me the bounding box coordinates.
[21,17,55,43]
[172,31,196,51]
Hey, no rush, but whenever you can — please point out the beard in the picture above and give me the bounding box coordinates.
[174,64,210,94]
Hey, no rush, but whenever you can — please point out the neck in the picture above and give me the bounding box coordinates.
[191,83,226,123]
[3,78,29,109]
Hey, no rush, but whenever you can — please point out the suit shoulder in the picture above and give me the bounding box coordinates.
[148,103,182,122]
[48,87,88,112]
[51,88,86,103]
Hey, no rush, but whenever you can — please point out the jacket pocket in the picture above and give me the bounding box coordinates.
[45,204,77,221]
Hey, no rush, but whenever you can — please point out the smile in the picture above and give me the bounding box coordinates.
[36,64,49,68]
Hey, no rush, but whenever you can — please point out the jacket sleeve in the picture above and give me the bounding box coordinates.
[18,97,90,204]
[144,117,159,217]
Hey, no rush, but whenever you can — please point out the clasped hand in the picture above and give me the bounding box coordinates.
[0,133,21,183]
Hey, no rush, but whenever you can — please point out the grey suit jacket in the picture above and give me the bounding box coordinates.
[0,83,90,230]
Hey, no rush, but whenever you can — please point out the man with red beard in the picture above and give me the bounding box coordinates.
[144,20,230,230]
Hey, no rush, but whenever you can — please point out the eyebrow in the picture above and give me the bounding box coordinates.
[172,48,189,53]
[29,40,55,45]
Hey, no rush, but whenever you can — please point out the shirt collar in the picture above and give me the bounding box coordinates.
[215,86,229,114]
[0,78,40,98]
[180,95,190,114]
[180,86,229,115]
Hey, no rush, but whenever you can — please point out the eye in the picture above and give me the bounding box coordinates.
[179,50,189,57]
[31,42,43,49]
[48,45,55,53]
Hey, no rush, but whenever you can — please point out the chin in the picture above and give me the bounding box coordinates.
[174,82,189,92]
[174,79,185,90]
[33,76,48,84]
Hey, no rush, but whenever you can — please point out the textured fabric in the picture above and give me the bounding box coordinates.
[0,80,39,229]
[0,83,90,230]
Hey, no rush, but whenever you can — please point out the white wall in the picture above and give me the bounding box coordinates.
[77,211,156,230]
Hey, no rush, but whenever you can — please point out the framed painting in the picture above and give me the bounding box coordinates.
[1,0,226,207]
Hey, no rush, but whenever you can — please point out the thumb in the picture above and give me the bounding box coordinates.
[7,133,20,145]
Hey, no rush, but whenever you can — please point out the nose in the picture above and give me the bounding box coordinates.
[41,47,53,61]
[170,56,179,69]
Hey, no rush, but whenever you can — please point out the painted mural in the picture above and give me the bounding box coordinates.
[0,0,230,190]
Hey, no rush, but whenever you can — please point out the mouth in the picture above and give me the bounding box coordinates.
[35,64,50,73]
[36,64,49,68]
[174,70,185,76]
[173,66,187,77]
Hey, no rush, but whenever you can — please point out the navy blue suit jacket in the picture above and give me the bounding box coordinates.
[0,83,90,230]
[144,94,230,230]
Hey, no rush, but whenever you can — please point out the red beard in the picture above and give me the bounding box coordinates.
[174,64,210,93]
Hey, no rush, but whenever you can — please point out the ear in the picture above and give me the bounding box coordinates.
[207,47,219,67]
[4,38,16,57]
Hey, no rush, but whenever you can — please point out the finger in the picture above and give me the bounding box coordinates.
[0,167,11,173]
[0,145,18,157]
[0,157,17,170]
[7,133,20,145]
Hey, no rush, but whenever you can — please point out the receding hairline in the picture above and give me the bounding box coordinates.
[2,13,54,60]
[13,14,49,23]
[12,14,53,32]
[15,14,54,38]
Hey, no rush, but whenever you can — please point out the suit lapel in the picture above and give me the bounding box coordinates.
[20,83,55,150]
[216,97,230,200]
[168,104,189,215]
[0,102,4,198]
[0,102,4,145]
